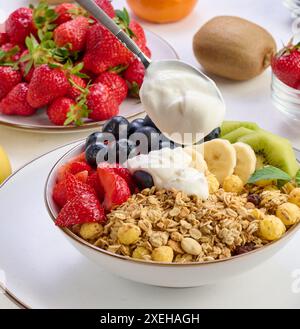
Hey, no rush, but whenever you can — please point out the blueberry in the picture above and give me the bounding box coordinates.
[144,115,159,131]
[204,127,221,142]
[133,170,154,190]
[107,139,137,163]
[128,118,145,136]
[85,143,108,167]
[132,126,160,153]
[85,131,115,149]
[102,116,129,140]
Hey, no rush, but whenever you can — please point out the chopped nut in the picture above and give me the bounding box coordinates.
[181,238,202,255]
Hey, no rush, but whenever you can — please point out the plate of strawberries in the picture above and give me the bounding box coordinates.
[0,0,178,132]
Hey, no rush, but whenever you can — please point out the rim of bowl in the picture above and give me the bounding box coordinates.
[44,141,300,267]
[272,73,300,96]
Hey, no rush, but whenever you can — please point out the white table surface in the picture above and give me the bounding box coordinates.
[0,0,297,308]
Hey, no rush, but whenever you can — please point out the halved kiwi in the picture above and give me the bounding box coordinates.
[238,131,299,177]
[220,121,260,137]
[222,127,254,143]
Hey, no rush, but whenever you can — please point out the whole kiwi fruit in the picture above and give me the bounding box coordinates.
[193,16,277,80]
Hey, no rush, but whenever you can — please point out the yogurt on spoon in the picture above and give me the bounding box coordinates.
[140,60,225,145]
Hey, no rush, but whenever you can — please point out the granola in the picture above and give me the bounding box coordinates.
[70,186,298,263]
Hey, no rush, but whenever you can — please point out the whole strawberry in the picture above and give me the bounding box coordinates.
[271,43,300,89]
[47,97,76,126]
[54,16,90,52]
[5,8,36,45]
[67,74,86,100]
[95,72,128,104]
[87,82,119,121]
[94,0,115,18]
[129,20,146,49]
[123,58,145,97]
[27,64,69,108]
[0,82,36,116]
[84,24,133,74]
[54,3,78,25]
[0,66,22,100]
[0,33,9,47]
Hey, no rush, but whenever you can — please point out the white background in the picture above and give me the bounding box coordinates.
[0,0,297,308]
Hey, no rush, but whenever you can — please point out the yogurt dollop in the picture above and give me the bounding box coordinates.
[126,147,209,200]
[140,60,225,145]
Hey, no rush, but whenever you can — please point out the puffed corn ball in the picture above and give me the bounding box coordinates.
[276,202,300,226]
[132,246,150,260]
[259,215,286,241]
[207,173,220,193]
[223,175,244,193]
[117,224,141,245]
[250,208,263,220]
[255,179,276,187]
[288,188,300,207]
[152,246,174,262]
[79,223,103,240]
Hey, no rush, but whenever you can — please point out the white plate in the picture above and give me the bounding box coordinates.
[0,1,178,133]
[1,143,300,308]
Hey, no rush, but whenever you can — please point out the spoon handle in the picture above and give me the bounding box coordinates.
[75,0,151,68]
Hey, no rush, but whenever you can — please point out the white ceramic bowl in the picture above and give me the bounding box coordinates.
[45,142,300,287]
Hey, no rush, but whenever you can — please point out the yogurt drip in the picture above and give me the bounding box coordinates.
[140,60,225,145]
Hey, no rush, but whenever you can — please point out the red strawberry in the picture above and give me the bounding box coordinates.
[142,45,151,59]
[54,3,78,25]
[0,43,22,63]
[94,72,128,104]
[53,180,68,208]
[65,172,96,200]
[19,50,34,82]
[75,170,89,183]
[0,82,36,116]
[69,161,92,175]
[55,194,106,227]
[47,97,76,126]
[87,82,119,121]
[272,44,300,89]
[97,162,136,192]
[84,24,133,74]
[86,171,105,201]
[94,0,115,18]
[5,8,36,46]
[0,66,22,100]
[0,33,9,46]
[54,16,90,52]
[129,20,146,49]
[57,153,87,182]
[67,74,86,100]
[98,166,131,210]
[123,58,145,97]
[27,64,69,108]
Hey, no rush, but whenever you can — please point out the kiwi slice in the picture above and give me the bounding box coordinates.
[221,121,260,137]
[238,131,299,177]
[222,127,254,143]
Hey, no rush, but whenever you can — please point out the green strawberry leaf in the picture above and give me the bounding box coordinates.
[248,166,292,184]
[295,169,300,186]
[24,60,33,76]
[109,64,128,74]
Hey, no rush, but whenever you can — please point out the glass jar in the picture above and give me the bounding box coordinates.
[271,73,300,121]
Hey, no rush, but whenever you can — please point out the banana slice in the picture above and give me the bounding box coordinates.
[203,139,236,184]
[184,146,208,173]
[233,142,257,183]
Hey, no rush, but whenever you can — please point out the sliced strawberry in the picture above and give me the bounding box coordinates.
[65,172,96,201]
[55,193,106,227]
[97,162,136,192]
[53,180,67,208]
[98,166,131,210]
[75,170,89,183]
[69,161,92,175]
[56,153,88,182]
[86,171,105,202]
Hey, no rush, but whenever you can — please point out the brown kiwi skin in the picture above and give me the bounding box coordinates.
[193,16,277,81]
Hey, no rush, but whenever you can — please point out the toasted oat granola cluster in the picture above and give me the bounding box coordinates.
[71,184,300,263]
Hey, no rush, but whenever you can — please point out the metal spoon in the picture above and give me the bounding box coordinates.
[75,0,224,102]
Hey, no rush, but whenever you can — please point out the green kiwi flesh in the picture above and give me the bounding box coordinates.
[220,121,260,137]
[222,127,254,143]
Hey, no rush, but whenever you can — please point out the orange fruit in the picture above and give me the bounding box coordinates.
[126,0,198,23]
